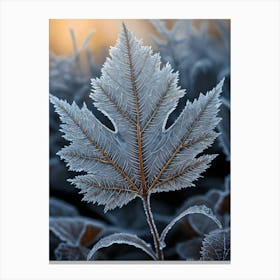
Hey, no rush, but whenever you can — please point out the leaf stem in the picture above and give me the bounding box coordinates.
[142,194,164,260]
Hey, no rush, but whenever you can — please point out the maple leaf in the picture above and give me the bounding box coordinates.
[50,23,223,213]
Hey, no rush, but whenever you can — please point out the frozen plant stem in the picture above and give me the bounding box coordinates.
[142,194,164,260]
[69,29,83,75]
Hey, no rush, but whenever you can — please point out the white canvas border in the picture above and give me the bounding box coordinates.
[0,0,279,279]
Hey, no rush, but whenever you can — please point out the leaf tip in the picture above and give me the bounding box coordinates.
[49,94,58,105]
[217,77,225,93]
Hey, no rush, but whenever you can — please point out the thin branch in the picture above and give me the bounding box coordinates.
[142,195,164,260]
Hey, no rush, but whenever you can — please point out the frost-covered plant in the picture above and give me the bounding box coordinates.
[176,176,230,260]
[50,23,226,261]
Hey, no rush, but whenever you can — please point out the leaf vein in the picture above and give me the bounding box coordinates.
[77,179,139,194]
[96,82,136,125]
[57,101,140,194]
[123,23,147,194]
[149,93,216,191]
[157,159,203,186]
[141,79,174,133]
[63,151,109,163]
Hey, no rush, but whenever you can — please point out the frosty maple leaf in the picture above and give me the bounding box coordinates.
[50,23,223,212]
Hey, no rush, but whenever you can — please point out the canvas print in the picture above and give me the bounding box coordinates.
[49,19,230,261]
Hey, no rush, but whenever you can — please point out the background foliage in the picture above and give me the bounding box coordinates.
[49,19,230,261]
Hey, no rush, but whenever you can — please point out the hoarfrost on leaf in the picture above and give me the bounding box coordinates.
[55,243,89,261]
[200,228,230,261]
[87,233,157,260]
[160,205,222,246]
[49,217,104,246]
[50,23,223,212]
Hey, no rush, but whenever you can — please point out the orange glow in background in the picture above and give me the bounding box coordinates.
[49,19,229,64]
[49,19,158,63]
